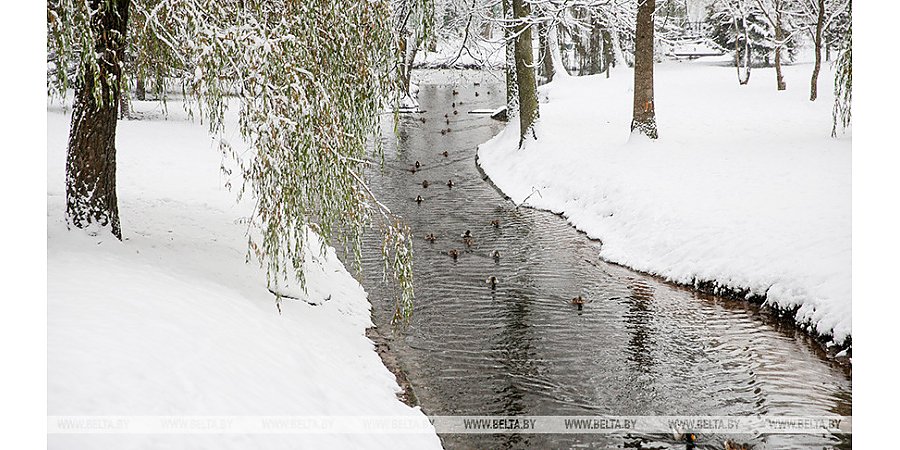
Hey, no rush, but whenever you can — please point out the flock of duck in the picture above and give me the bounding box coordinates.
[408,125,589,311]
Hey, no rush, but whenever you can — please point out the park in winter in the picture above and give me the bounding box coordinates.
[45,0,853,448]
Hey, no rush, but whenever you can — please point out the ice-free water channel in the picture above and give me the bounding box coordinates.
[357,70,851,450]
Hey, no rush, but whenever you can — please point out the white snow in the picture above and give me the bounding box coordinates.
[47,100,442,449]
[477,61,851,346]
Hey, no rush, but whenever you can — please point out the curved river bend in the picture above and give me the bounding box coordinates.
[356,71,851,450]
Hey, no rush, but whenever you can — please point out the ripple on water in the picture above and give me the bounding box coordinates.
[352,71,851,449]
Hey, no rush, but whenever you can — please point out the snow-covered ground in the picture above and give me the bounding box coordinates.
[47,100,442,449]
[477,60,851,347]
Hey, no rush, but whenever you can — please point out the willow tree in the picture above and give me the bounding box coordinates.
[512,0,539,146]
[48,0,426,323]
[831,15,851,136]
[631,0,657,139]
[48,0,130,239]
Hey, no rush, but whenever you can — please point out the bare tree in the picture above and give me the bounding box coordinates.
[809,0,825,100]
[755,0,788,90]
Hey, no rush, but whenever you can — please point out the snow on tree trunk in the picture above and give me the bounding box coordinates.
[503,0,519,119]
[549,25,569,79]
[64,0,130,240]
[631,0,657,139]
[512,0,539,146]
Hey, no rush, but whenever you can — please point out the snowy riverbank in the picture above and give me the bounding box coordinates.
[47,100,442,449]
[477,61,851,349]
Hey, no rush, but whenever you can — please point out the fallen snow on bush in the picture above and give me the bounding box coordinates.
[478,61,851,346]
[47,100,442,449]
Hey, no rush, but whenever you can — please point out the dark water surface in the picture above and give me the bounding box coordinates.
[357,71,851,450]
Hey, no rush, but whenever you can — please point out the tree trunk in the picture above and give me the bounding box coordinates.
[732,10,752,85]
[631,0,657,139]
[602,29,612,78]
[503,0,518,118]
[66,0,130,239]
[538,23,555,83]
[135,76,146,101]
[589,17,602,75]
[810,0,825,101]
[512,0,539,146]
[118,90,131,119]
[773,5,786,90]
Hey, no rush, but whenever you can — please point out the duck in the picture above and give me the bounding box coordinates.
[463,237,475,248]
[419,117,426,123]
[571,295,586,310]
[475,92,479,97]
[422,180,429,188]
[425,233,436,243]
[440,129,447,135]
[462,230,472,238]
[492,250,501,261]
[474,81,481,86]
[452,102,456,108]
[442,150,449,157]
[414,160,421,169]
[447,179,454,188]
[453,110,458,115]
[445,118,450,125]
[490,219,500,228]
[723,440,751,450]
[415,195,424,204]
[672,431,697,449]
[452,89,459,95]
[486,276,497,289]
[448,249,459,260]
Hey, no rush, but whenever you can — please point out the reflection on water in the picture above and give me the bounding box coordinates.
[353,70,851,449]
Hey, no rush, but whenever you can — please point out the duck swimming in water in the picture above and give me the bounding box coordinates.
[448,249,459,260]
[415,195,424,204]
[723,440,750,450]
[442,150,449,157]
[425,233,436,243]
[492,250,501,261]
[415,161,421,168]
[571,295,586,310]
[422,180,429,188]
[490,219,500,228]
[672,430,697,449]
[486,276,497,289]
[462,230,472,238]
[447,179,454,188]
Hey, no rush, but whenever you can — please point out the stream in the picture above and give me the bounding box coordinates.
[358,70,851,450]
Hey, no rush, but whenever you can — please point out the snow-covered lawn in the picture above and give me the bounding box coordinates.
[477,61,851,347]
[47,101,442,449]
